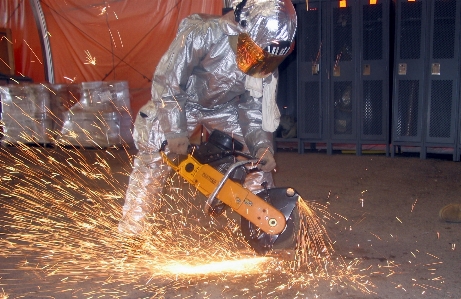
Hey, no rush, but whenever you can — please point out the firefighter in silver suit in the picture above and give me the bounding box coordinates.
[119,0,297,235]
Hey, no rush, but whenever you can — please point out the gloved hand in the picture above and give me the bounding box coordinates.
[256,148,276,172]
[167,136,190,155]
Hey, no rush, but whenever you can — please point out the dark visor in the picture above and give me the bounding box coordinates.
[236,33,293,78]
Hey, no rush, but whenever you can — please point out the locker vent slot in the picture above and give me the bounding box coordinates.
[433,0,456,59]
[429,80,452,138]
[363,80,383,136]
[334,81,353,135]
[363,3,383,61]
[303,81,321,135]
[396,80,419,137]
[333,7,353,62]
[400,2,422,59]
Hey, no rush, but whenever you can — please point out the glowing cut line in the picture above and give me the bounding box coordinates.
[163,257,270,275]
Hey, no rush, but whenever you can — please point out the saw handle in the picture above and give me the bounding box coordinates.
[205,158,260,214]
[160,140,263,214]
[159,140,181,172]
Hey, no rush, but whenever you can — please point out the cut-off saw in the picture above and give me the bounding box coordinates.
[160,129,303,255]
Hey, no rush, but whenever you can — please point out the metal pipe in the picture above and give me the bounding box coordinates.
[29,0,54,83]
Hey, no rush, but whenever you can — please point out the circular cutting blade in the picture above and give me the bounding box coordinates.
[240,188,300,255]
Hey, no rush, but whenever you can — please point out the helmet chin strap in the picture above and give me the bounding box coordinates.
[234,0,247,25]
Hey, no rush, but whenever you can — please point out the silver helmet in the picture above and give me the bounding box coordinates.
[233,0,297,53]
[232,0,297,77]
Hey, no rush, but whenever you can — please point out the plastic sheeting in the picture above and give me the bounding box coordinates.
[0,84,51,144]
[1,0,223,115]
[0,81,135,147]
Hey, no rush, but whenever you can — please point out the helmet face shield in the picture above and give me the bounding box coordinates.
[236,33,293,78]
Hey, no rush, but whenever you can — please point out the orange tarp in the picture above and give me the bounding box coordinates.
[1,0,223,115]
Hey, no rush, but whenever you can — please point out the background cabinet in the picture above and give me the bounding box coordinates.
[290,0,391,155]
[277,0,461,160]
[391,0,461,161]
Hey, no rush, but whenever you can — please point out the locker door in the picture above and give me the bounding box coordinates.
[392,0,427,143]
[359,0,390,142]
[297,1,325,140]
[425,0,460,145]
[330,1,357,140]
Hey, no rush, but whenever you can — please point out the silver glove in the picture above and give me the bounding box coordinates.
[256,148,276,172]
[167,136,190,155]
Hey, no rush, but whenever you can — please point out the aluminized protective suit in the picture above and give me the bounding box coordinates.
[119,0,297,235]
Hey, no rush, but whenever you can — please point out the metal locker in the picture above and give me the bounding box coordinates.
[274,30,298,151]
[330,0,390,155]
[296,1,326,141]
[392,0,460,160]
[294,0,390,155]
[393,1,426,144]
[330,3,356,141]
[426,0,460,159]
[359,0,390,149]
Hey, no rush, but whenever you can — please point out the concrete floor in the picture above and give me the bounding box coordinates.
[0,145,460,298]
[276,149,461,298]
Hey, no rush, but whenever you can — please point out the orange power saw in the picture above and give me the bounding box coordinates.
[160,130,301,255]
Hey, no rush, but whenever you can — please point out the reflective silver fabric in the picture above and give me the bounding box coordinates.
[119,10,290,235]
[234,0,297,49]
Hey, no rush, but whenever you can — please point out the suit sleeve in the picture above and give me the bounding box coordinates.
[237,72,278,156]
[151,15,211,139]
